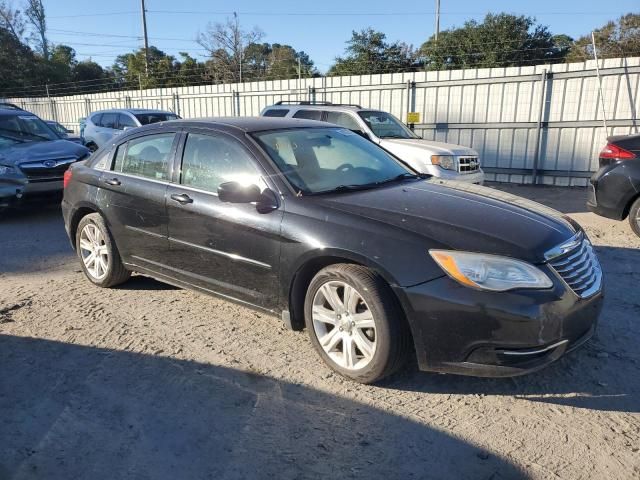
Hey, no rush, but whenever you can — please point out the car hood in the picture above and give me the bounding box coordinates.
[315,180,579,264]
[0,140,89,166]
[379,138,478,156]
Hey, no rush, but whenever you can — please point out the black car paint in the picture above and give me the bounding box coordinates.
[587,133,640,220]
[62,118,602,376]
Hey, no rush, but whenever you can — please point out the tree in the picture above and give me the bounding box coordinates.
[0,25,40,92]
[24,0,47,60]
[197,15,263,83]
[0,0,25,42]
[420,13,570,70]
[328,28,418,76]
[566,13,640,62]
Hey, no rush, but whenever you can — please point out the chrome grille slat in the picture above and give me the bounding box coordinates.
[548,236,602,299]
[457,156,480,174]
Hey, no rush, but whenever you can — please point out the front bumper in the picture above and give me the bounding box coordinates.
[395,271,603,377]
[421,165,485,184]
[0,178,63,207]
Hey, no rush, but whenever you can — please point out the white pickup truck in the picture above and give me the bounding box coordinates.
[261,102,484,184]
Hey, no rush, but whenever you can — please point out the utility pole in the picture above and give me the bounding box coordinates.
[234,12,242,83]
[591,31,608,134]
[141,0,150,75]
[434,0,440,41]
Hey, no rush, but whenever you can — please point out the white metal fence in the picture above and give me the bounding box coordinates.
[5,57,640,185]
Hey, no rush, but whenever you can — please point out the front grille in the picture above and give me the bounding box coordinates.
[458,156,480,174]
[18,157,77,180]
[548,237,602,298]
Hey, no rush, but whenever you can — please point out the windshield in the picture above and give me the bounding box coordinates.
[0,115,59,148]
[134,113,180,125]
[358,111,418,139]
[253,127,419,195]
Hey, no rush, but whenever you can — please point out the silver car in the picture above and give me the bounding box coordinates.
[82,108,180,151]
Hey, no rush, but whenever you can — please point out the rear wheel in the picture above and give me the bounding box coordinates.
[85,142,98,152]
[76,213,130,287]
[304,264,410,384]
[629,197,640,238]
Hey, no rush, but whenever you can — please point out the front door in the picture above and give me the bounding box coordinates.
[165,130,283,310]
[97,131,180,270]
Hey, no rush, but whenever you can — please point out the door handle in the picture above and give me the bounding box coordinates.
[103,178,121,186]
[170,193,194,204]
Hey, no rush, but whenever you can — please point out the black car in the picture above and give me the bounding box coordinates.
[62,117,603,383]
[587,133,640,237]
[0,103,90,211]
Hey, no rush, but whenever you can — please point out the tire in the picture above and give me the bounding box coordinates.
[76,213,131,288]
[86,142,98,152]
[628,197,640,238]
[304,263,411,384]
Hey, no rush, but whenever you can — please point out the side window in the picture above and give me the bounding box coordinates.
[113,133,176,180]
[91,113,102,126]
[91,149,111,170]
[101,113,117,129]
[293,110,323,120]
[118,114,137,130]
[325,112,363,132]
[180,133,261,193]
[263,109,289,117]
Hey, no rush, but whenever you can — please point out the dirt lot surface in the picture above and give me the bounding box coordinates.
[1,183,639,480]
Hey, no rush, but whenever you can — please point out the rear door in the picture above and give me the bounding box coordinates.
[165,129,283,309]
[95,112,119,145]
[97,130,181,270]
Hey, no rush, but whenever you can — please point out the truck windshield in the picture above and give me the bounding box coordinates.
[357,111,419,139]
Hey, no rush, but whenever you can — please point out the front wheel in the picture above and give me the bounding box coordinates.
[629,197,640,238]
[76,213,131,287]
[304,264,410,383]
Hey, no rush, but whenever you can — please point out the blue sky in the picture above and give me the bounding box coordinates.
[43,0,638,72]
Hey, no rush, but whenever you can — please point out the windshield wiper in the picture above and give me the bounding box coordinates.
[315,173,425,195]
[0,127,50,142]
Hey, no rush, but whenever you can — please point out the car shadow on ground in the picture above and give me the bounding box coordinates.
[487,182,590,214]
[0,334,525,480]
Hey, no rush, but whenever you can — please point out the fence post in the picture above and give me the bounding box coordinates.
[532,69,551,185]
[124,96,132,109]
[308,86,317,104]
[406,80,416,129]
[234,90,241,117]
[84,98,91,117]
[173,93,180,116]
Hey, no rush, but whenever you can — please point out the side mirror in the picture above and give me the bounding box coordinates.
[218,182,262,204]
[218,182,279,213]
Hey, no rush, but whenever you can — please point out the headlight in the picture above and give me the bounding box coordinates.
[0,165,16,175]
[429,250,553,291]
[431,155,456,171]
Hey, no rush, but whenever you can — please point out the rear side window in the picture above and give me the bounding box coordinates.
[90,113,102,125]
[118,114,137,129]
[113,133,176,181]
[100,113,117,129]
[263,109,289,117]
[325,112,363,133]
[180,133,261,193]
[134,113,179,125]
[293,110,323,121]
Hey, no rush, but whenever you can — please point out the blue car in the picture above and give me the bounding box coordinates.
[0,103,90,211]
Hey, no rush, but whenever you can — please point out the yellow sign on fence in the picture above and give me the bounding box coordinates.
[406,112,421,124]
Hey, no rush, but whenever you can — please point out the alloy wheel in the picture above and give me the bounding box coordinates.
[79,223,109,281]
[312,280,377,370]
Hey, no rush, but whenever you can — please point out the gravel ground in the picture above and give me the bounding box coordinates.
[1,183,639,480]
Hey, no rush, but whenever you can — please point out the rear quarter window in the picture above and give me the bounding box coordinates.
[263,109,289,118]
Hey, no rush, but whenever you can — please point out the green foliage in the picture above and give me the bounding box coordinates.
[420,13,571,70]
[328,28,418,75]
[566,13,640,62]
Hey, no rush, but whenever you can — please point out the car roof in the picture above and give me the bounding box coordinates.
[129,116,335,134]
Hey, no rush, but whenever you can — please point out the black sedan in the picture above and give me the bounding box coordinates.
[587,133,640,237]
[62,117,603,383]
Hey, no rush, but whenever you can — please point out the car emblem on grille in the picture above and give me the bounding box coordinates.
[43,160,57,168]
